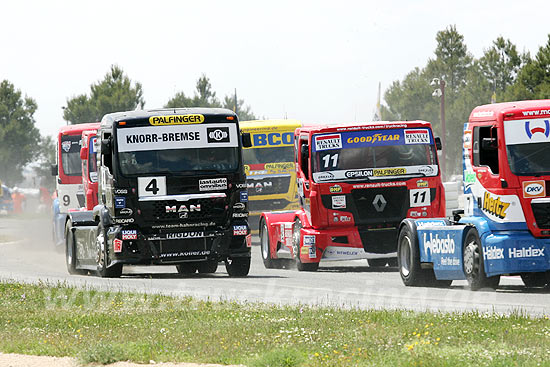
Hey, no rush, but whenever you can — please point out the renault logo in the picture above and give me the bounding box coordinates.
[373,194,387,212]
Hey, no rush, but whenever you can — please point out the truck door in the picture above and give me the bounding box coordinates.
[472,124,501,190]
[296,134,311,219]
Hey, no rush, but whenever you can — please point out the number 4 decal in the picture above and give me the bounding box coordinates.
[138,177,167,198]
[410,188,430,208]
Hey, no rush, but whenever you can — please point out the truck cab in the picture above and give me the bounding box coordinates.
[398,100,550,290]
[260,121,445,271]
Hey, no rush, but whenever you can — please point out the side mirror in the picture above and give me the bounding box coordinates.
[241,132,252,148]
[50,164,58,176]
[434,137,442,151]
[101,138,111,153]
[80,147,88,160]
[300,144,309,161]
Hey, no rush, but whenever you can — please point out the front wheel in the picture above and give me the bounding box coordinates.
[463,228,499,291]
[225,257,251,277]
[260,219,281,269]
[293,218,319,272]
[96,224,122,278]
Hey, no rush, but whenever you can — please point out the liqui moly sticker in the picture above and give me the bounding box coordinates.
[404,129,430,144]
[523,180,545,198]
[233,225,247,236]
[113,238,123,253]
[121,230,137,240]
[314,134,342,151]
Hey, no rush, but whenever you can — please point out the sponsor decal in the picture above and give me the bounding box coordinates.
[235,183,247,189]
[252,132,294,146]
[303,235,316,247]
[61,140,72,152]
[418,166,435,175]
[416,219,446,228]
[165,204,201,213]
[523,180,545,198]
[345,133,401,145]
[149,114,204,125]
[404,129,430,144]
[316,172,335,181]
[372,194,387,212]
[340,215,352,222]
[119,208,133,216]
[160,250,211,258]
[114,218,135,224]
[207,127,230,143]
[121,230,137,240]
[233,225,247,236]
[265,162,294,171]
[199,178,227,191]
[373,167,406,176]
[482,191,510,219]
[509,246,545,258]
[464,171,476,184]
[484,245,504,260]
[232,212,249,218]
[233,203,246,210]
[113,238,123,253]
[332,195,346,209]
[525,119,550,139]
[309,246,316,259]
[472,111,494,118]
[333,216,339,222]
[246,234,252,247]
[240,191,248,202]
[166,231,204,239]
[315,133,342,151]
[115,197,126,208]
[416,180,428,188]
[346,169,372,178]
[423,233,455,256]
[463,130,472,149]
[247,181,273,193]
[329,185,342,193]
[352,181,406,189]
[301,246,309,255]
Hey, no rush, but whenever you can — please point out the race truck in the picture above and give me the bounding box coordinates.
[397,100,550,290]
[240,119,301,229]
[259,121,445,271]
[51,122,100,247]
[65,108,252,277]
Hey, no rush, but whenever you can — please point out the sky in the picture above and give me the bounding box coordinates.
[2,0,550,138]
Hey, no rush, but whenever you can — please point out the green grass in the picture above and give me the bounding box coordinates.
[1,280,550,366]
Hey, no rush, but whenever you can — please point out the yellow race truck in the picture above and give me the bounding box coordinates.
[240,120,301,229]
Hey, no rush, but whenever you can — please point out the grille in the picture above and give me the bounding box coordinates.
[357,227,398,253]
[141,197,228,225]
[532,202,550,229]
[247,175,291,196]
[248,199,292,212]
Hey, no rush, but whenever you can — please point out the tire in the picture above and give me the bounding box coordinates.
[96,224,123,278]
[197,260,218,274]
[293,218,319,272]
[176,262,198,275]
[225,257,251,277]
[65,220,83,275]
[521,272,548,288]
[260,219,277,269]
[463,228,500,291]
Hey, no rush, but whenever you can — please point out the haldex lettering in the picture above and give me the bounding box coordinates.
[509,247,545,258]
[484,245,504,260]
[482,192,510,219]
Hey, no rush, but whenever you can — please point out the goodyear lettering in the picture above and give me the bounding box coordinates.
[346,134,400,144]
[253,132,294,146]
[423,233,455,255]
[482,192,510,219]
[149,114,204,125]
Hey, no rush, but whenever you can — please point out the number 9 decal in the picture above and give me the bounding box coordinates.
[138,177,167,197]
[62,195,70,206]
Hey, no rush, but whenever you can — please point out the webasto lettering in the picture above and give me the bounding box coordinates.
[149,114,204,125]
[423,233,455,255]
[482,192,510,219]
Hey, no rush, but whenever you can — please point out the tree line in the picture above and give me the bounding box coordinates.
[381,25,550,176]
[0,67,256,187]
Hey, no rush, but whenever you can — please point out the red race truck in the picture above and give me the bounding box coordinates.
[259,121,445,271]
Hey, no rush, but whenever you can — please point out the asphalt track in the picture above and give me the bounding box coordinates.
[1,216,549,316]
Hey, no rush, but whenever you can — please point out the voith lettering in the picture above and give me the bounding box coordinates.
[482,192,510,219]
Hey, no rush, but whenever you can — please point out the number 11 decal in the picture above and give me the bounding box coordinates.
[409,188,430,207]
[138,177,167,198]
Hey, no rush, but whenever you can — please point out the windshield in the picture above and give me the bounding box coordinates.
[504,118,550,175]
[116,123,240,176]
[88,136,98,182]
[60,135,82,176]
[242,146,294,165]
[311,128,438,182]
